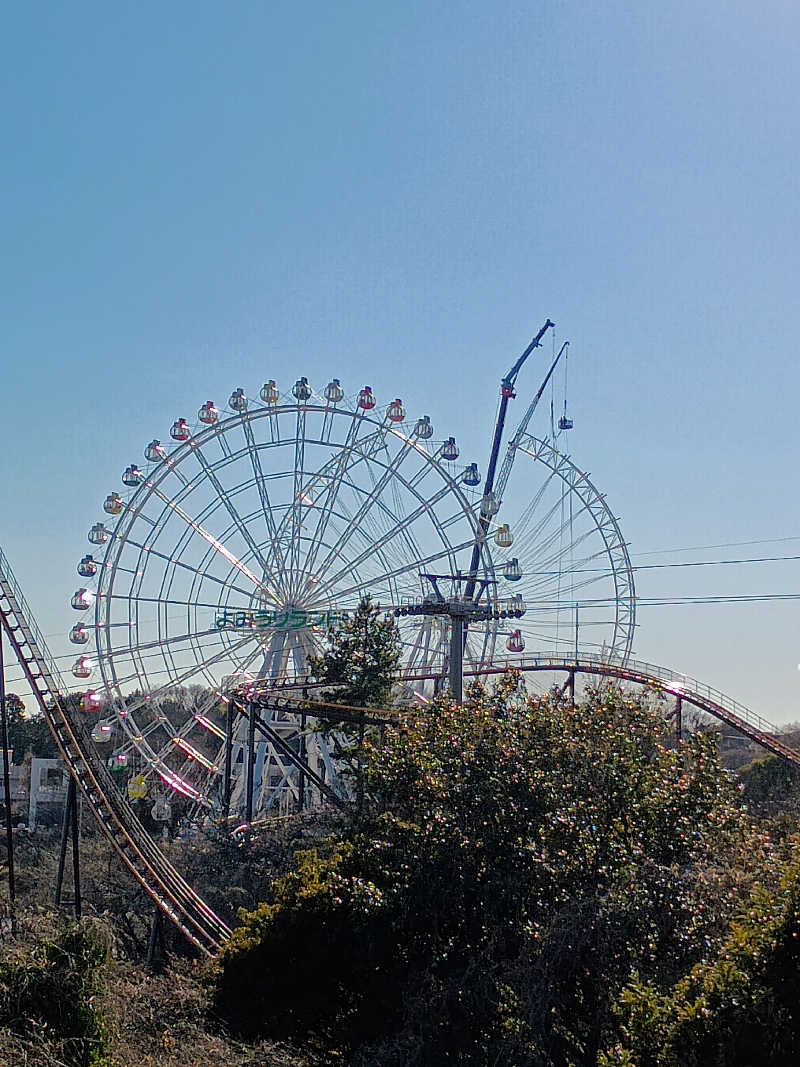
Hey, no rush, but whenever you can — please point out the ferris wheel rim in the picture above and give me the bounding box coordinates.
[83,394,497,796]
[500,432,636,662]
[71,379,636,816]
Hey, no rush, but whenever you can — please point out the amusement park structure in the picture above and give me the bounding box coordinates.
[1,322,799,952]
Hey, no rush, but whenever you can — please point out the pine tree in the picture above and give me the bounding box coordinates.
[307,596,401,710]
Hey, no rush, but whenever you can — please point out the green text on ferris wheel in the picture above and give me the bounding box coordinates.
[214,608,347,632]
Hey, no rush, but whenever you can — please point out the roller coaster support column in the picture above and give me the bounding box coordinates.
[449,615,465,704]
[146,902,167,971]
[298,702,307,814]
[245,700,256,824]
[0,635,15,909]
[54,777,81,918]
[222,700,234,820]
[675,696,683,744]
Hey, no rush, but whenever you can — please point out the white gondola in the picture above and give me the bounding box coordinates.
[260,379,280,404]
[293,377,312,401]
[151,796,172,822]
[414,415,433,439]
[91,722,113,744]
[88,523,110,545]
[198,400,219,424]
[506,629,525,653]
[324,379,344,403]
[229,388,247,412]
[122,465,143,487]
[71,588,92,610]
[463,463,481,487]
[480,491,499,518]
[103,492,123,515]
[508,593,526,617]
[357,386,376,410]
[387,398,405,422]
[72,656,93,678]
[503,557,522,582]
[441,436,459,461]
[494,523,513,548]
[69,624,90,644]
[77,555,97,577]
[110,751,128,769]
[145,439,166,462]
[170,418,190,442]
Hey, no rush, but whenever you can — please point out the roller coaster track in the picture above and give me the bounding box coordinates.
[257,654,800,769]
[3,530,797,952]
[448,653,800,767]
[0,546,231,954]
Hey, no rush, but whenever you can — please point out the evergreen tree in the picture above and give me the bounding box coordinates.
[307,595,401,710]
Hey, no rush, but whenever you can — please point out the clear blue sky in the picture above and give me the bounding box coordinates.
[2,1,800,719]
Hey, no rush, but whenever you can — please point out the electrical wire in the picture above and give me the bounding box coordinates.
[633,535,800,557]
[635,553,800,571]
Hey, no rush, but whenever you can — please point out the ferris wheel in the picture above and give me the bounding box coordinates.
[68,362,635,818]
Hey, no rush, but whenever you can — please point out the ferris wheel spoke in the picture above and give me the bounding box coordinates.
[288,418,386,592]
[105,593,251,613]
[311,478,467,600]
[519,521,596,577]
[287,406,308,596]
[240,416,288,594]
[520,543,612,592]
[102,626,224,664]
[147,483,270,597]
[323,538,476,604]
[295,482,420,601]
[120,631,259,720]
[308,432,423,585]
[119,537,256,602]
[188,440,276,584]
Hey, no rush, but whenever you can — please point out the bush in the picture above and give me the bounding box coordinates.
[213,681,756,1065]
[0,921,109,1067]
[603,849,800,1067]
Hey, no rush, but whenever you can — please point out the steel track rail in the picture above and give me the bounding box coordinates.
[0,546,230,953]
[400,652,800,767]
[248,654,800,767]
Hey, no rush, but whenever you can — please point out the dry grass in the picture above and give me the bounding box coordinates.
[100,956,316,1067]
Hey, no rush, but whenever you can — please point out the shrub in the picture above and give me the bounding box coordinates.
[0,922,109,1067]
[213,681,755,1065]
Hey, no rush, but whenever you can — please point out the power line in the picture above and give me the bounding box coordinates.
[634,553,800,572]
[633,535,800,557]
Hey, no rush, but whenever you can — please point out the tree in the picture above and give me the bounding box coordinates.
[737,753,800,820]
[603,852,800,1067]
[213,679,757,1065]
[307,595,401,710]
[3,692,58,762]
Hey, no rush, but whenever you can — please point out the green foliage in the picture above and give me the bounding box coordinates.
[738,753,800,819]
[604,852,800,1067]
[0,923,109,1067]
[307,596,401,710]
[3,692,58,761]
[213,845,399,1049]
[214,680,752,1065]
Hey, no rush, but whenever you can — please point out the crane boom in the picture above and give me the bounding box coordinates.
[464,319,554,599]
[494,340,569,503]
